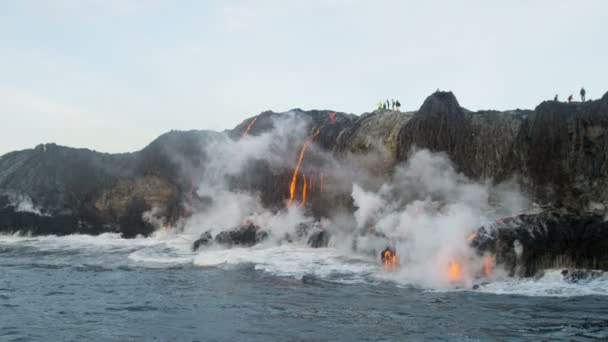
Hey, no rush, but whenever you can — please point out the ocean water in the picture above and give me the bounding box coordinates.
[1,233,607,341]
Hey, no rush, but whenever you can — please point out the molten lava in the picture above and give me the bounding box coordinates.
[447,260,463,282]
[483,255,494,277]
[466,232,477,241]
[240,117,258,139]
[299,174,307,207]
[287,128,321,206]
[381,247,398,271]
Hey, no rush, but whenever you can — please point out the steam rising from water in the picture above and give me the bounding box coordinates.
[174,113,530,289]
[348,150,526,288]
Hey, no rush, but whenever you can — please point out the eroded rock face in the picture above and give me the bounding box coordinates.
[471,212,608,276]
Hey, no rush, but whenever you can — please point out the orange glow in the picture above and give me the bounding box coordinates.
[299,175,307,207]
[287,128,321,206]
[466,232,477,241]
[447,260,463,282]
[240,117,258,139]
[483,255,494,277]
[329,112,336,124]
[382,249,398,271]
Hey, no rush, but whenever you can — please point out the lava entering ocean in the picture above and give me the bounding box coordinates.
[447,260,463,282]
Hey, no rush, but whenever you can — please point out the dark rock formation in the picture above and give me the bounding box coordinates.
[561,269,605,283]
[192,231,212,251]
[471,212,608,276]
[1,91,607,243]
[307,230,329,248]
[214,223,268,247]
[0,130,222,237]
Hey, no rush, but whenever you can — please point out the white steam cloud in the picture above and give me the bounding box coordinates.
[178,114,528,288]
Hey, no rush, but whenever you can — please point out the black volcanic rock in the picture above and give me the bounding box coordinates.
[0,130,220,237]
[471,212,608,276]
[214,223,268,247]
[192,231,212,251]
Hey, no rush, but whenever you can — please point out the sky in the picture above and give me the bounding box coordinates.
[1,0,606,155]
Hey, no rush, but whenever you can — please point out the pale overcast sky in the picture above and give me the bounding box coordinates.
[1,0,606,155]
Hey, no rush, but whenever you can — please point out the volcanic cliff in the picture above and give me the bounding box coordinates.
[1,91,607,239]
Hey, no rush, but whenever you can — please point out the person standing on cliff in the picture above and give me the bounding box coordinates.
[386,100,390,110]
[568,94,573,103]
[580,87,586,102]
[396,100,401,111]
[554,94,558,101]
[391,99,395,110]
[378,101,383,110]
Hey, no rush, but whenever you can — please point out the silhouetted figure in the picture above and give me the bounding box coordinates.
[378,101,383,110]
[554,94,558,101]
[385,100,390,110]
[580,87,586,102]
[391,99,395,110]
[568,94,573,103]
[395,100,401,111]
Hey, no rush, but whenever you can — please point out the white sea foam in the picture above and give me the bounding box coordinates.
[474,270,608,297]
[193,245,378,284]
[2,232,606,297]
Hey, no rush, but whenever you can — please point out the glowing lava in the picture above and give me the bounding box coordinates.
[483,255,494,277]
[240,117,258,139]
[287,128,321,206]
[381,248,398,271]
[299,174,307,207]
[447,260,463,282]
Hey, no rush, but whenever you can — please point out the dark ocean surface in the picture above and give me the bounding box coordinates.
[1,233,607,341]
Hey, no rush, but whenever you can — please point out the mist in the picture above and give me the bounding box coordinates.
[171,114,529,288]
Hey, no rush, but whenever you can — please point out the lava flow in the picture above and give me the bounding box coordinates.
[299,175,307,207]
[287,128,321,206]
[483,255,495,277]
[240,117,258,139]
[381,248,398,271]
[447,260,463,282]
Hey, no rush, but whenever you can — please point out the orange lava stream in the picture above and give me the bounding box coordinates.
[299,175,307,207]
[287,128,321,206]
[240,117,258,139]
[466,232,477,241]
[483,255,494,277]
[447,260,463,282]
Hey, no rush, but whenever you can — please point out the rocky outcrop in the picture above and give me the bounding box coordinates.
[471,212,608,276]
[0,130,219,237]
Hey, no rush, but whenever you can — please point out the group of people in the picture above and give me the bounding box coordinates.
[554,87,586,103]
[377,99,401,111]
